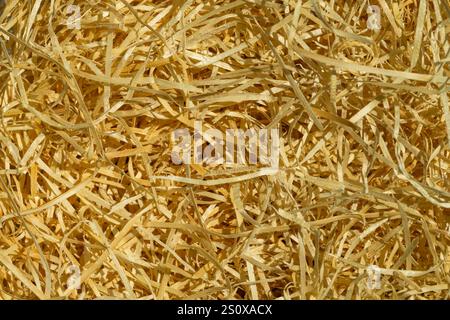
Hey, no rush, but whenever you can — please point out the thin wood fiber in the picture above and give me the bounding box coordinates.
[0,0,449,299]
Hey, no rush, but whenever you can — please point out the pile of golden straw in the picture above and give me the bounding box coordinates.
[0,0,449,300]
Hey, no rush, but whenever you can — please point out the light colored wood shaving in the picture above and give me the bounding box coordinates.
[0,0,449,300]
